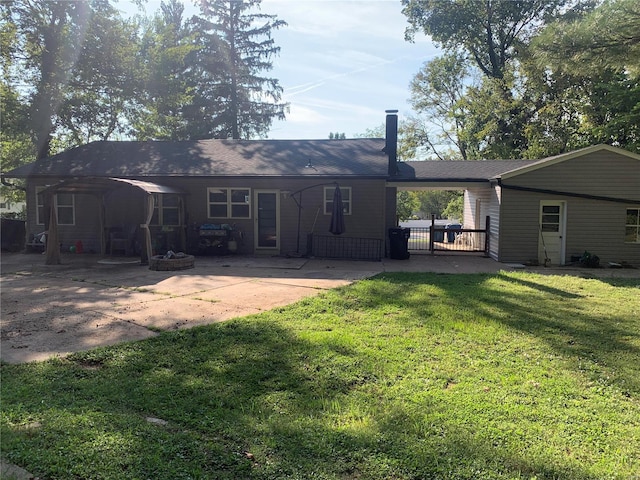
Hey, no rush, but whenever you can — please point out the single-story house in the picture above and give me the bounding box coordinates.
[3,111,401,263]
[3,110,639,266]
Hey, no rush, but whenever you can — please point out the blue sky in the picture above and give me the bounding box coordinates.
[123,0,440,140]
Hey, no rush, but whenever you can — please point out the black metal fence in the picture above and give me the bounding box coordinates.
[308,234,383,261]
[407,217,490,255]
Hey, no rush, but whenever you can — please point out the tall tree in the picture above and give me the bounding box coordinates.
[57,1,139,145]
[457,69,533,159]
[401,0,582,159]
[133,0,200,140]
[3,0,139,155]
[533,0,640,77]
[4,0,92,158]
[518,62,587,158]
[408,52,473,160]
[197,0,288,139]
[532,0,640,152]
[0,81,34,205]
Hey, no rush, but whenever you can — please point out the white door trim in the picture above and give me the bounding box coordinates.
[538,200,567,266]
[254,190,280,252]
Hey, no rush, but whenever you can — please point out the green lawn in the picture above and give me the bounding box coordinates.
[2,272,639,479]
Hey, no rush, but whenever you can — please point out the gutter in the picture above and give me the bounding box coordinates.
[497,179,640,205]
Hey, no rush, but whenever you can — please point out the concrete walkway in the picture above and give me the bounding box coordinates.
[1,252,637,364]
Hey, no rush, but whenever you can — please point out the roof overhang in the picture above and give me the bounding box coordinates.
[387,179,491,190]
[38,177,185,196]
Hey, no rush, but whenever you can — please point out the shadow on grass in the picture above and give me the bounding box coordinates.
[484,273,639,396]
[2,271,638,479]
[364,272,640,396]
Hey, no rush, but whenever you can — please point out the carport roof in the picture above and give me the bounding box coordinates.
[392,159,538,185]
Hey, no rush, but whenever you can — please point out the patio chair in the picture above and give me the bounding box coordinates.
[109,226,135,256]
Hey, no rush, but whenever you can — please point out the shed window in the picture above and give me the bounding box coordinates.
[626,208,640,244]
[324,186,352,215]
[36,187,75,226]
[540,205,560,232]
[207,188,250,219]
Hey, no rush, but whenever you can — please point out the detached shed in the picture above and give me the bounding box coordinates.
[492,145,640,266]
[393,144,640,266]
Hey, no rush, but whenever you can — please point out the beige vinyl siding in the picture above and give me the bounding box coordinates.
[27,181,103,253]
[462,187,499,259]
[463,188,492,228]
[499,151,640,264]
[143,176,388,257]
[488,185,502,261]
[504,151,639,199]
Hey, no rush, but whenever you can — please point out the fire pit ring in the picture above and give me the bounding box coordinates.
[149,254,195,271]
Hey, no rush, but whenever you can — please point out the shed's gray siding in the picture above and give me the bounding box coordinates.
[501,150,639,197]
[498,151,640,265]
[496,189,542,263]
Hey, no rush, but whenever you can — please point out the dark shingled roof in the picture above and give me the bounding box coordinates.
[395,159,539,182]
[6,138,389,178]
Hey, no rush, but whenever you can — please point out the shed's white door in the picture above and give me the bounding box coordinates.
[538,201,566,266]
[254,190,279,251]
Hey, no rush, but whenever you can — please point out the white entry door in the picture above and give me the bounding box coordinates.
[254,190,279,251]
[538,201,566,266]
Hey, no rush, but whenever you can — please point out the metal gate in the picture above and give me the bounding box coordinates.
[407,216,490,255]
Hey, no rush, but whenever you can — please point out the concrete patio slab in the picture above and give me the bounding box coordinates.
[2,251,637,365]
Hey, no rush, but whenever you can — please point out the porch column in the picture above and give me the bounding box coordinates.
[44,192,61,265]
[140,193,155,264]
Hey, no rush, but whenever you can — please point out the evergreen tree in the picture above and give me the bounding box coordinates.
[196,0,288,139]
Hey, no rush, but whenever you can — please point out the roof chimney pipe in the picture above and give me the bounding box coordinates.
[385,109,398,176]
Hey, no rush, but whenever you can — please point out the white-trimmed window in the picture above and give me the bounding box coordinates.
[151,194,181,226]
[207,188,250,219]
[626,208,640,243]
[36,187,45,225]
[324,186,351,215]
[36,187,75,225]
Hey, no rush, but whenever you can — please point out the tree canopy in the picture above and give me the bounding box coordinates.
[402,0,640,159]
[402,0,568,80]
[2,0,288,160]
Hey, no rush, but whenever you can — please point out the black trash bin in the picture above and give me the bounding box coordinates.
[389,227,410,259]
[445,223,462,243]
